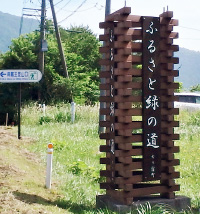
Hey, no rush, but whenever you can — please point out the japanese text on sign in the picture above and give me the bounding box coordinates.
[142,17,161,181]
[0,69,42,83]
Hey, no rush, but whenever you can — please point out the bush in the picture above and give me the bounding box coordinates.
[40,66,73,103]
[39,115,53,124]
[55,112,71,123]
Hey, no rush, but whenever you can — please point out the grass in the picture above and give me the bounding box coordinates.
[11,103,200,213]
[0,127,70,213]
[21,102,105,213]
[175,110,200,209]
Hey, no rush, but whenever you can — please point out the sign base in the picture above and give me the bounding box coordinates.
[96,195,191,214]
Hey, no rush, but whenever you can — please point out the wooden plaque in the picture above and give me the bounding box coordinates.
[142,16,161,181]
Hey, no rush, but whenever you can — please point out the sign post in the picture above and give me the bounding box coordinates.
[0,69,42,139]
[18,83,21,139]
[0,69,42,83]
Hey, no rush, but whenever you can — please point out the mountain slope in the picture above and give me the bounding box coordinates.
[0,11,39,53]
[175,48,200,89]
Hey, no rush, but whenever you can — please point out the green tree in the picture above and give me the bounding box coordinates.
[0,26,101,124]
[61,26,101,103]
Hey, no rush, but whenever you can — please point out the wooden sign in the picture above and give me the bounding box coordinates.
[99,7,180,205]
[142,17,161,181]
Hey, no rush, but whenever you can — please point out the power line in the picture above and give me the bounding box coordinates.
[95,3,105,10]
[54,0,65,6]
[179,26,200,32]
[46,0,65,10]
[22,7,41,24]
[55,3,99,13]
[179,38,200,40]
[58,0,87,24]
[55,0,72,14]
[37,0,41,5]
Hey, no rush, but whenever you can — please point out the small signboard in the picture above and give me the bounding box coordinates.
[0,69,42,83]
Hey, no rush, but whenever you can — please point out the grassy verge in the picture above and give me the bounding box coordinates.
[0,127,71,213]
[21,103,106,213]
[17,103,200,213]
[176,110,200,209]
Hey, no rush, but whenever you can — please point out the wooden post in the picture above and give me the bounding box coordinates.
[18,83,21,139]
[49,0,68,78]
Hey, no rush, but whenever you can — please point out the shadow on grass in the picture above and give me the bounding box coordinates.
[13,191,51,205]
[13,191,109,214]
[54,197,97,213]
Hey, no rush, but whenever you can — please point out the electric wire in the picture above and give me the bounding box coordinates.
[179,38,200,40]
[55,3,101,13]
[179,26,200,32]
[47,1,104,22]
[46,0,65,10]
[58,0,87,24]
[22,1,200,42]
[55,0,72,14]
[178,26,200,40]
[95,3,105,10]
[54,0,65,7]
[20,0,42,35]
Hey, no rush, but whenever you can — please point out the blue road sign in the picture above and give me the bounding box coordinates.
[0,69,42,83]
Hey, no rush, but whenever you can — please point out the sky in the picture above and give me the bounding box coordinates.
[1,0,200,52]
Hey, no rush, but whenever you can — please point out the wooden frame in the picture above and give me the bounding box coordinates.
[99,7,179,205]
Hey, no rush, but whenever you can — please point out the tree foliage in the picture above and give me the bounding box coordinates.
[0,25,101,124]
[190,84,200,92]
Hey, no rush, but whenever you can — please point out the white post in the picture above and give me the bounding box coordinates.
[42,104,46,116]
[71,102,76,123]
[46,143,53,189]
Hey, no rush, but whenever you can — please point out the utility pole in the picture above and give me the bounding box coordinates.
[49,0,69,78]
[99,0,111,133]
[105,0,111,16]
[39,0,46,74]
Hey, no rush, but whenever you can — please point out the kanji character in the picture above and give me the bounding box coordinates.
[146,95,159,110]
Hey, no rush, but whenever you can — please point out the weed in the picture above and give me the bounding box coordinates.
[20,104,200,212]
[55,112,71,123]
[135,202,194,214]
[39,115,53,124]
